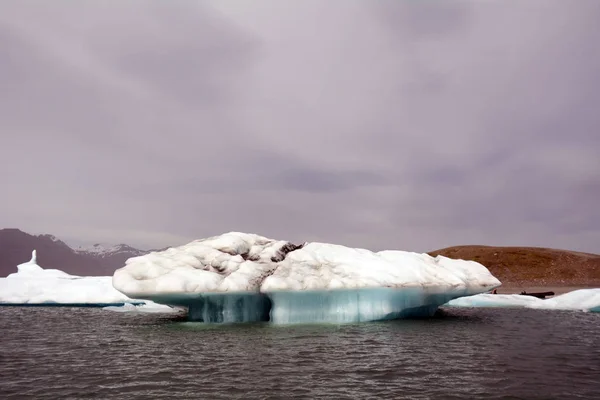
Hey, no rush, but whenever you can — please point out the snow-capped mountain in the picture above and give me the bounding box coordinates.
[0,229,161,277]
[75,243,147,258]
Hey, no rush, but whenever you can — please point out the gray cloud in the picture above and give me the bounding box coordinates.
[0,0,598,253]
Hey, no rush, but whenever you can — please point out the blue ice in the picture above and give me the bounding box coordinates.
[147,287,472,324]
[267,287,469,324]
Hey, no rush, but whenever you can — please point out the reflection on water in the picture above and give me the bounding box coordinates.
[1,307,599,399]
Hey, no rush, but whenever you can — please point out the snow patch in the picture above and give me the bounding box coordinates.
[75,243,146,258]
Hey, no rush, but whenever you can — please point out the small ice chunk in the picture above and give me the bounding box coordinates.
[445,289,600,312]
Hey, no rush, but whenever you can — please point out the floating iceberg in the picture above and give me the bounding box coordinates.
[113,232,501,323]
[444,289,600,312]
[444,293,542,309]
[0,250,142,306]
[103,302,184,314]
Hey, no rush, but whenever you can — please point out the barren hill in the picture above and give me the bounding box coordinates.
[429,245,600,287]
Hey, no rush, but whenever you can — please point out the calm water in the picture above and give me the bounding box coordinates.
[1,307,598,399]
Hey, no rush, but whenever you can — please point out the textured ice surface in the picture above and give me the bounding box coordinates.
[268,287,472,324]
[113,232,501,323]
[445,289,600,312]
[0,250,138,305]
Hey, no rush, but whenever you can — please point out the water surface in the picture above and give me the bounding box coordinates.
[1,307,598,399]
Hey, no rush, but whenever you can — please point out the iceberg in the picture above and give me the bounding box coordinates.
[113,232,501,323]
[444,289,600,312]
[103,302,184,314]
[444,293,542,309]
[0,250,142,306]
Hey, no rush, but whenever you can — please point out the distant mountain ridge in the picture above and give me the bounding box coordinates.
[74,243,147,258]
[0,228,161,277]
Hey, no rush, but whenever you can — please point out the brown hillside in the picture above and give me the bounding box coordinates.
[428,245,600,287]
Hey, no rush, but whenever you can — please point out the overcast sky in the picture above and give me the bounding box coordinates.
[1,0,599,253]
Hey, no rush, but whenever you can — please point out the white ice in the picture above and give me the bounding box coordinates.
[113,232,501,323]
[0,250,138,305]
[444,289,600,312]
[103,302,184,314]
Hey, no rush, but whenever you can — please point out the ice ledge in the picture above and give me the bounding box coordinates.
[126,286,487,324]
[444,288,600,313]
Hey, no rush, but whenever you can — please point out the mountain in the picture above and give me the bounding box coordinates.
[75,243,148,261]
[429,245,600,287]
[0,229,157,277]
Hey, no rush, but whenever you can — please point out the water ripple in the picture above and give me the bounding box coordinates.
[0,307,599,399]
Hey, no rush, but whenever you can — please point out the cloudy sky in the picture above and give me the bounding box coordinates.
[1,0,599,253]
